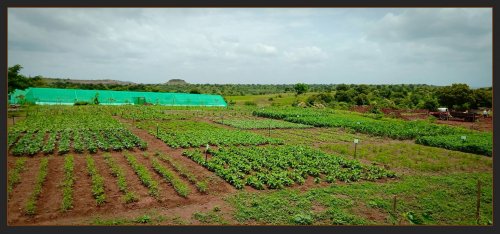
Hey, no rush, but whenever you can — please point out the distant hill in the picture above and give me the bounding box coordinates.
[165,79,188,85]
[42,78,136,85]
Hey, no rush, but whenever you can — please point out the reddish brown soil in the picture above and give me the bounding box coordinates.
[7,158,41,224]
[7,115,398,226]
[435,117,492,132]
[7,117,237,226]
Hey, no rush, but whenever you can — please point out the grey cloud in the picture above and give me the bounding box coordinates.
[7,8,492,86]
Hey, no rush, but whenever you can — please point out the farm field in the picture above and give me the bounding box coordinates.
[7,105,493,226]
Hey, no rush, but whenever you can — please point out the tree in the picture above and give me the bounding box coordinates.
[294,83,309,95]
[437,84,474,111]
[473,89,492,108]
[189,88,201,94]
[419,97,439,111]
[93,93,100,105]
[8,64,30,94]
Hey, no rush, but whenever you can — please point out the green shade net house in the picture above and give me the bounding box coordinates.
[19,87,227,107]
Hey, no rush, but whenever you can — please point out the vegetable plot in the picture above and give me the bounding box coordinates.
[183,145,395,190]
[154,152,208,193]
[253,108,491,155]
[8,106,147,156]
[136,120,283,148]
[214,117,312,129]
[8,158,27,198]
[151,158,191,198]
[62,155,75,211]
[25,158,49,215]
[124,152,160,199]
[103,153,138,203]
[86,156,106,206]
[416,133,492,156]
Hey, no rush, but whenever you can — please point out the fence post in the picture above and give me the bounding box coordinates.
[353,139,359,159]
[393,195,397,225]
[476,180,482,224]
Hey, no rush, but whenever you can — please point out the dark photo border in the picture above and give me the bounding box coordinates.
[0,1,497,234]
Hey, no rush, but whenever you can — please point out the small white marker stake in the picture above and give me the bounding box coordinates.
[205,144,209,162]
[461,136,467,141]
[354,139,359,158]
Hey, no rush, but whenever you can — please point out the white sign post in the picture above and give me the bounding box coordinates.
[461,136,467,141]
[354,139,359,159]
[205,144,209,162]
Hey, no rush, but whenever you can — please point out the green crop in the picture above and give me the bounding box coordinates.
[183,145,395,190]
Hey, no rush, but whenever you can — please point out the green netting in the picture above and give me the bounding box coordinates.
[9,89,28,104]
[22,87,227,107]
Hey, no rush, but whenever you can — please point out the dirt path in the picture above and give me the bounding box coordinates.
[7,157,42,224]
[114,116,234,195]
[33,156,64,222]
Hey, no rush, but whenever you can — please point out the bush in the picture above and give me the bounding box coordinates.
[74,101,89,106]
[244,101,257,106]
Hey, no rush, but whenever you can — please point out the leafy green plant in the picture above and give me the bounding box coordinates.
[8,158,27,197]
[25,157,49,215]
[151,158,190,198]
[62,155,75,211]
[154,152,209,193]
[183,145,395,190]
[124,152,159,198]
[103,153,138,203]
[86,156,106,206]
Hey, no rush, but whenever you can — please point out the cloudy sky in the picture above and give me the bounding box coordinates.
[8,8,492,86]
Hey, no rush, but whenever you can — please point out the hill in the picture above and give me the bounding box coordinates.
[165,79,188,85]
[42,78,136,85]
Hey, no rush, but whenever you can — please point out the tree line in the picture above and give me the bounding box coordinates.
[8,64,492,111]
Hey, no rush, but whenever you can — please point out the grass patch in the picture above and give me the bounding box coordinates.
[319,142,492,174]
[192,211,228,225]
[227,172,492,225]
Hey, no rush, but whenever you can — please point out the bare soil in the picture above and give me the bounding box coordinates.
[7,115,398,226]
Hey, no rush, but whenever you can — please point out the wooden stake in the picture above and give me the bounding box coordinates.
[476,180,481,224]
[354,143,357,159]
[393,195,397,217]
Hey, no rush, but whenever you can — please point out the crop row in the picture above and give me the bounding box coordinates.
[136,120,283,148]
[103,153,138,203]
[214,118,312,129]
[151,158,190,197]
[254,108,471,140]
[154,152,208,193]
[124,152,160,198]
[12,106,126,132]
[25,158,49,215]
[183,145,395,190]
[10,129,147,156]
[86,156,106,206]
[7,158,27,198]
[62,155,75,211]
[253,108,491,155]
[416,133,492,156]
